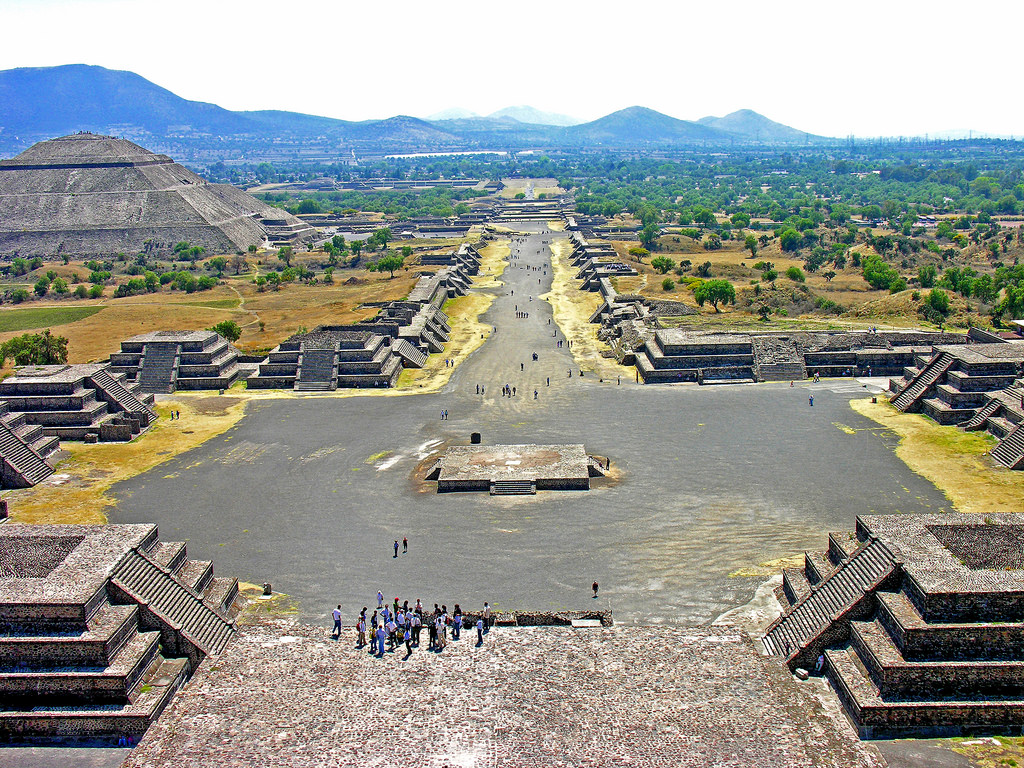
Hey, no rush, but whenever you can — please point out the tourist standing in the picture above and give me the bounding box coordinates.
[592,581,599,598]
[403,537,408,554]
[357,616,366,647]
[483,602,491,632]
[332,605,342,637]
[375,624,386,657]
[377,590,384,609]
[411,611,421,646]
[394,540,399,558]
[476,616,484,645]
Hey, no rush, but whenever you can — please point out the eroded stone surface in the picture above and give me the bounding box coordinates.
[125,620,883,767]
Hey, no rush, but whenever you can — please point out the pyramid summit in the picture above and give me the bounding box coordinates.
[0,133,314,257]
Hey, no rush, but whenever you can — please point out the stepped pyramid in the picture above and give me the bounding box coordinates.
[0,133,314,257]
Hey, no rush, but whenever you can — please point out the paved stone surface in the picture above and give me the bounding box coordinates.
[124,621,884,768]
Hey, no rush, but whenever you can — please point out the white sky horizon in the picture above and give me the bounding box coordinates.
[1,0,1021,139]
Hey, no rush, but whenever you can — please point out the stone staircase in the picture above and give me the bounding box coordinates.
[89,368,157,422]
[295,347,337,391]
[763,538,898,668]
[961,398,1002,431]
[391,339,428,368]
[111,548,236,657]
[490,480,536,496]
[992,423,1024,469]
[0,412,54,487]
[137,343,180,394]
[890,351,954,411]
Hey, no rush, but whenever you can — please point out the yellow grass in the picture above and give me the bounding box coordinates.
[850,398,1024,515]
[543,238,630,380]
[7,395,248,525]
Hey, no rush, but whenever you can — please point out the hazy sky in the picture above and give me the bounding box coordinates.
[1,0,1020,138]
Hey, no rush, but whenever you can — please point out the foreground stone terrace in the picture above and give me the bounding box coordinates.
[124,620,882,768]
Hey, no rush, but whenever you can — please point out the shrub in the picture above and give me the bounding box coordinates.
[785,266,805,282]
[662,277,675,291]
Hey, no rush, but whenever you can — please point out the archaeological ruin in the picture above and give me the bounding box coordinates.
[425,443,607,494]
[764,513,1024,738]
[0,133,314,257]
[0,523,238,743]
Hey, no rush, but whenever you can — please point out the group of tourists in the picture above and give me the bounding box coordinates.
[341,595,493,658]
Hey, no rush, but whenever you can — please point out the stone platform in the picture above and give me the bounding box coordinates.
[764,513,1024,737]
[426,444,602,493]
[123,620,882,768]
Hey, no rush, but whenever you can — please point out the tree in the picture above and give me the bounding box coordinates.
[208,256,228,276]
[34,278,49,297]
[744,234,758,257]
[74,284,88,299]
[779,228,802,252]
[248,244,258,254]
[0,330,68,366]
[88,285,104,299]
[350,240,363,257]
[731,212,751,228]
[210,320,242,343]
[763,268,778,287]
[918,264,937,288]
[374,253,405,278]
[10,289,29,303]
[52,278,69,294]
[693,279,736,312]
[823,270,837,282]
[628,247,649,263]
[639,224,660,250]
[757,303,772,321]
[232,254,248,275]
[927,288,950,316]
[651,256,675,274]
[401,246,413,259]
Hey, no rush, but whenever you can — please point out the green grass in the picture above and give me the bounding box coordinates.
[0,305,104,333]
[173,298,241,309]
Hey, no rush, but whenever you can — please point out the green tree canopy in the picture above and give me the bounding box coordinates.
[694,279,736,312]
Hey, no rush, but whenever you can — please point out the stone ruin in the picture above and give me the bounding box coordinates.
[0,133,314,258]
[889,337,1024,469]
[248,263,474,391]
[0,523,239,744]
[424,443,608,495]
[764,513,1024,738]
[108,330,242,394]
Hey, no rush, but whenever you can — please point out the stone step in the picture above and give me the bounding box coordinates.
[825,648,1024,739]
[0,604,138,669]
[490,480,536,496]
[877,590,1024,661]
[0,655,189,745]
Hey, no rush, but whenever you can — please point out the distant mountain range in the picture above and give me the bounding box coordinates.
[0,64,832,158]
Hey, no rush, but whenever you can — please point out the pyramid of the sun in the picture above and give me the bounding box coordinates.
[0,133,314,257]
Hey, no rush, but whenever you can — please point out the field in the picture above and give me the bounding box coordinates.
[0,240,482,366]
[0,305,104,333]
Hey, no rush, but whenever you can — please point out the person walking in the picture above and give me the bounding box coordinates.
[404,625,412,656]
[592,581,599,598]
[476,616,484,645]
[453,605,462,640]
[394,540,399,558]
[402,537,408,554]
[332,604,343,637]
[377,591,384,609]
[483,602,491,632]
[809,395,814,407]
[357,616,366,648]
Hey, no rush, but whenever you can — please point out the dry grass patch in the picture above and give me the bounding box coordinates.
[543,238,630,379]
[850,398,1024,515]
[6,395,248,525]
